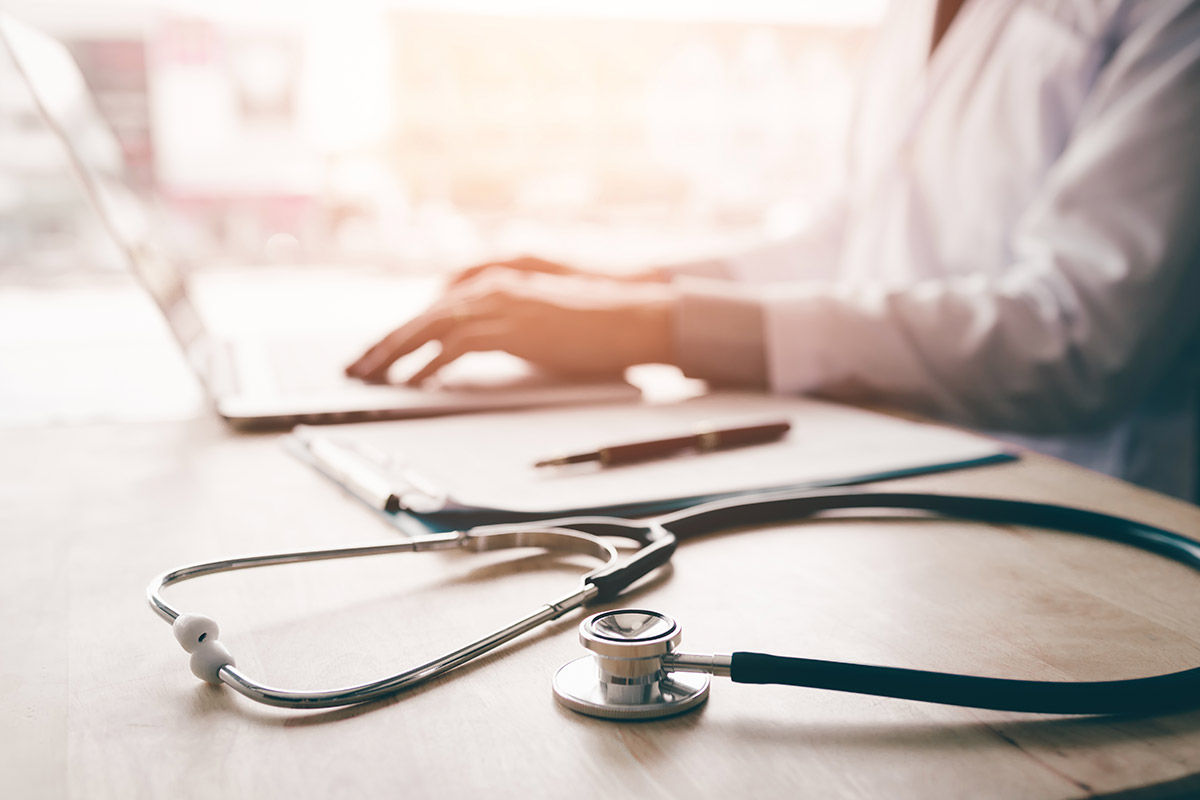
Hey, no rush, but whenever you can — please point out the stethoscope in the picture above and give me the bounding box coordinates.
[148,488,1200,719]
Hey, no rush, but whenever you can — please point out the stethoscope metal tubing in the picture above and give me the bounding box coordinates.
[148,522,651,709]
[148,525,626,623]
[664,653,733,677]
[149,533,463,623]
[216,584,599,709]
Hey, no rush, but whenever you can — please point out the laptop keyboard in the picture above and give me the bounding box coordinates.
[263,337,370,393]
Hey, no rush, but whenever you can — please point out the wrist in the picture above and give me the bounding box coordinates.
[639,291,678,366]
[673,279,768,387]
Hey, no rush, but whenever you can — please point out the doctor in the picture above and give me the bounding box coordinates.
[348,0,1200,501]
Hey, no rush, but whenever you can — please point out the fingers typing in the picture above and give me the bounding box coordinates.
[405,320,509,385]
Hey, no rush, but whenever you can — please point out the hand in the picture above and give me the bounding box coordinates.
[345,268,678,385]
[448,255,665,289]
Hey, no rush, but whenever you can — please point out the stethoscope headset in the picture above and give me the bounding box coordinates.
[149,488,1200,720]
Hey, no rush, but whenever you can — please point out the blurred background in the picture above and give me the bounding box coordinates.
[1,0,883,280]
[0,0,883,425]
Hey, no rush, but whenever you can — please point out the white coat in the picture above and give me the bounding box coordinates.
[673,0,1200,500]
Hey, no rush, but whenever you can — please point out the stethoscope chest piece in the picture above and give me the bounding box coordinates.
[553,609,710,721]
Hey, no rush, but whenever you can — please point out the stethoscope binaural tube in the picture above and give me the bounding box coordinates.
[726,652,1200,715]
[656,490,1200,564]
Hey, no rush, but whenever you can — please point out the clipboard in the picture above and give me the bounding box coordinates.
[284,393,1019,533]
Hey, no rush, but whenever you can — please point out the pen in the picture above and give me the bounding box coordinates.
[534,420,792,468]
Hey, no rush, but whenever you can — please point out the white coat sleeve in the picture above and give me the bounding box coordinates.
[676,3,1200,432]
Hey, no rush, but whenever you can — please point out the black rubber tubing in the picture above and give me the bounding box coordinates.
[730,653,1200,714]
[653,489,1200,714]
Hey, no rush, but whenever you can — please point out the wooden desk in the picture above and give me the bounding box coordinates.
[4,414,1200,799]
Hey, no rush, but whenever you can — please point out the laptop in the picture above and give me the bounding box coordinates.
[0,14,641,428]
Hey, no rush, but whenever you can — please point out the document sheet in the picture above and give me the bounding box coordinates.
[288,392,1016,524]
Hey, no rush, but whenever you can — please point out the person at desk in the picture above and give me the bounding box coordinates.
[348,0,1200,501]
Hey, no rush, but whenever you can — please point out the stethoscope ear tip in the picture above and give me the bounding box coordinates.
[172,613,219,654]
[173,614,234,685]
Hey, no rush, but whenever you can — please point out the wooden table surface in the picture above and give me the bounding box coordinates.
[4,412,1200,800]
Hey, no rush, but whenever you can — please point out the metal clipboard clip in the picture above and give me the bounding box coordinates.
[290,426,449,515]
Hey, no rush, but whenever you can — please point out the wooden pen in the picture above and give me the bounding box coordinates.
[534,420,791,468]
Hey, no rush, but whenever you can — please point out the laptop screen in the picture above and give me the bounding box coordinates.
[1,13,205,353]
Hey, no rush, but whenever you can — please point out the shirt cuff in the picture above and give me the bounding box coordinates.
[672,277,769,387]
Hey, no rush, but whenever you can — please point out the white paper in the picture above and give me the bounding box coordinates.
[315,392,1012,515]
